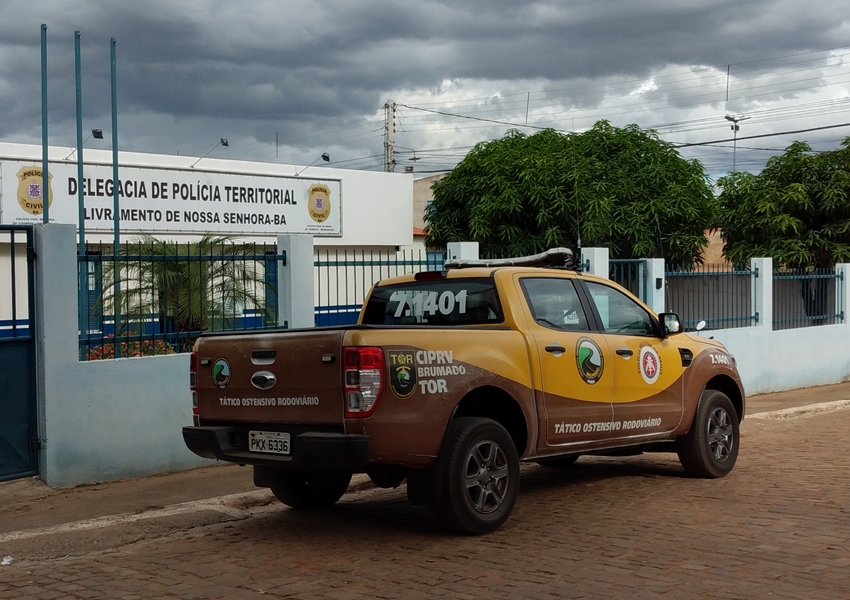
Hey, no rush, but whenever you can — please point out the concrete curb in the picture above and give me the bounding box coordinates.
[747,399,850,420]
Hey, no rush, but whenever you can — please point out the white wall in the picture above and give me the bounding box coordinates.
[712,325,850,395]
[33,223,318,488]
[0,142,413,248]
[35,224,205,488]
[707,259,850,395]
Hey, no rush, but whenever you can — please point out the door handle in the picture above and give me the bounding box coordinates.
[616,348,634,357]
[545,344,566,354]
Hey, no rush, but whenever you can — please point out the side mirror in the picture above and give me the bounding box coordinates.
[658,312,683,336]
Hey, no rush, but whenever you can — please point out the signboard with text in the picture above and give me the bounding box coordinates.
[0,161,342,236]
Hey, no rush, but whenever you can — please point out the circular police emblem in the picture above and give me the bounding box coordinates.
[639,345,661,384]
[212,358,231,388]
[576,337,604,385]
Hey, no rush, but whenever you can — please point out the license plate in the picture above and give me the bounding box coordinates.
[248,430,291,455]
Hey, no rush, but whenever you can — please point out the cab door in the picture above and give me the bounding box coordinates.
[581,281,685,438]
[518,276,614,448]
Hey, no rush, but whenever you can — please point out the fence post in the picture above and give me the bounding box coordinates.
[836,263,850,323]
[446,242,479,261]
[751,257,772,327]
[276,235,314,329]
[581,247,609,279]
[644,258,665,313]
[33,224,80,483]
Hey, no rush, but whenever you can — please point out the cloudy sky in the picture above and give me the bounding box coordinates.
[1,0,849,179]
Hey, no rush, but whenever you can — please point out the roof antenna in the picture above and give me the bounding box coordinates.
[572,124,583,272]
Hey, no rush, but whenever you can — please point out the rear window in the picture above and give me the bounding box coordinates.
[361,278,504,325]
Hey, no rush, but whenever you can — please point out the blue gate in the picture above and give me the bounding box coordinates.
[0,225,38,481]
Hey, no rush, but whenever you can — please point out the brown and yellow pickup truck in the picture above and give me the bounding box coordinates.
[183,249,745,534]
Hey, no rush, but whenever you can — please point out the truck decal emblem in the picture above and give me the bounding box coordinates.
[212,358,231,388]
[639,344,661,384]
[388,350,417,398]
[576,337,604,385]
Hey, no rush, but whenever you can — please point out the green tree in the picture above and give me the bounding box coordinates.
[425,122,717,264]
[716,139,850,268]
[96,234,274,349]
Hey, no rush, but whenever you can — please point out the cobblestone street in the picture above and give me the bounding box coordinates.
[1,407,849,599]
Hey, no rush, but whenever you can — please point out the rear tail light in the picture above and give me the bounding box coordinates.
[189,352,199,415]
[343,347,385,418]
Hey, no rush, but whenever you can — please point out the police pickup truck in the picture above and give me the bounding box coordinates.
[183,248,745,534]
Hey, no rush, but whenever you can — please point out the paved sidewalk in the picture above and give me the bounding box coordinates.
[744,379,850,413]
[1,379,849,533]
[1,392,849,599]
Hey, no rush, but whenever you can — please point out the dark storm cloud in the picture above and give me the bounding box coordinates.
[1,0,848,164]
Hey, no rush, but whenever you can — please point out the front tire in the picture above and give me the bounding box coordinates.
[678,390,739,478]
[270,470,352,509]
[431,417,520,535]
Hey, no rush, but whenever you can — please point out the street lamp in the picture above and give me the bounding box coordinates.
[724,115,750,172]
[294,152,330,176]
[392,145,421,171]
[190,138,229,168]
[64,128,104,160]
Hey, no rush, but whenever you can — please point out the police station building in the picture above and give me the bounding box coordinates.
[0,141,415,334]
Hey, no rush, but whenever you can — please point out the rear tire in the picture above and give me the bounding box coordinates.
[678,390,739,478]
[430,417,520,535]
[270,470,352,509]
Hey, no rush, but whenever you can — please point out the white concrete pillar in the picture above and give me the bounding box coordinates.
[750,257,773,327]
[277,235,315,329]
[644,258,666,314]
[446,241,479,261]
[34,224,79,484]
[836,263,850,323]
[580,247,609,279]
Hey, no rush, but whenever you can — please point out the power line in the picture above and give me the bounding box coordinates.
[675,122,850,148]
[397,103,568,132]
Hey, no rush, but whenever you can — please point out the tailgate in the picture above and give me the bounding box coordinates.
[195,329,345,424]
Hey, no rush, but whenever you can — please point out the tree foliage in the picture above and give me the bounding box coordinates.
[97,234,273,349]
[425,122,716,264]
[717,139,850,268]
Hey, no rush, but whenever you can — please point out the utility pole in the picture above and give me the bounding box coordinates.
[725,114,750,172]
[384,99,396,172]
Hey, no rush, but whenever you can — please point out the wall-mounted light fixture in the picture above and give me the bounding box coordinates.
[294,152,330,176]
[190,138,229,168]
[64,128,104,160]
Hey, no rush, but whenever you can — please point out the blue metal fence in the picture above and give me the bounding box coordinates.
[665,263,758,331]
[610,259,647,302]
[78,240,286,359]
[773,267,843,330]
[314,248,445,326]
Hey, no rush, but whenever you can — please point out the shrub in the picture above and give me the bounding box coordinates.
[84,335,176,361]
